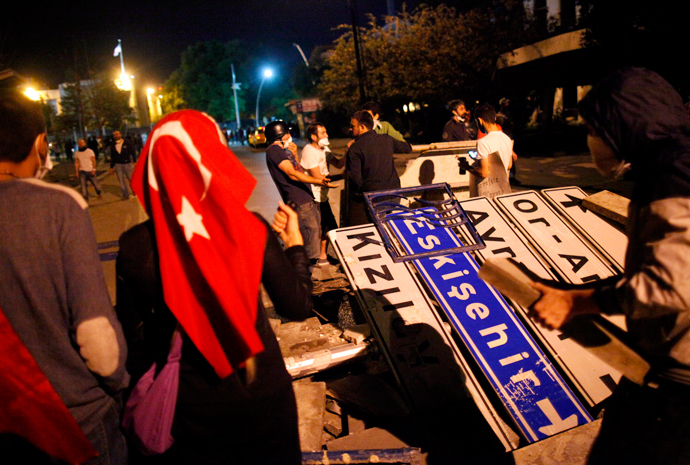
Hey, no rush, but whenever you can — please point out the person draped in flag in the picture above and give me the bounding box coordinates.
[116,110,312,464]
[0,94,129,464]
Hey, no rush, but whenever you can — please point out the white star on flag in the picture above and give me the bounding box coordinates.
[176,196,210,242]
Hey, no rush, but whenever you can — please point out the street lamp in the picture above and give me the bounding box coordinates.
[255,68,273,128]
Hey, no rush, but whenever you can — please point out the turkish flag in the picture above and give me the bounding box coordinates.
[0,305,98,464]
[131,111,267,378]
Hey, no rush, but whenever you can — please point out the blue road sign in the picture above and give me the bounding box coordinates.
[387,211,592,442]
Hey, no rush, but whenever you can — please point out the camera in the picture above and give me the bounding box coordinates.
[458,156,467,175]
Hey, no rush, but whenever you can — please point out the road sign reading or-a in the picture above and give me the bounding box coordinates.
[459,197,622,406]
[494,191,617,285]
[328,225,520,451]
[541,187,628,273]
[386,212,592,443]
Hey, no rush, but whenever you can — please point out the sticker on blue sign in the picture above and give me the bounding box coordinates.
[386,211,593,442]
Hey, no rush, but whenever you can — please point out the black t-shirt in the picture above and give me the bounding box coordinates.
[265,144,314,206]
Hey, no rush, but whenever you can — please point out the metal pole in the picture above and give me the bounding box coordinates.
[117,39,125,76]
[231,64,241,131]
[348,0,367,103]
[255,76,266,129]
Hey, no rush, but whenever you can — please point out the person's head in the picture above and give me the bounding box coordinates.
[362,101,381,120]
[0,93,48,174]
[474,103,497,133]
[307,123,328,147]
[113,130,122,141]
[264,120,290,145]
[449,100,467,121]
[351,110,374,137]
[78,139,87,150]
[578,67,690,181]
[499,98,510,110]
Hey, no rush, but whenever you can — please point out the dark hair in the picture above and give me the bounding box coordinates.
[352,110,374,130]
[0,94,46,163]
[306,123,324,142]
[362,101,381,117]
[449,100,465,113]
[474,103,496,124]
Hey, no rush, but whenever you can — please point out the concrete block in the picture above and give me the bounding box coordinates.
[342,323,371,345]
[511,418,602,465]
[294,380,327,452]
[326,427,410,451]
[582,190,629,225]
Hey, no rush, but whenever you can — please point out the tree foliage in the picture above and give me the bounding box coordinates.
[161,40,248,122]
[55,73,134,137]
[318,1,537,114]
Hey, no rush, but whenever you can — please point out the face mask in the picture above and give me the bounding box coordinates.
[317,138,330,148]
[282,136,293,149]
[34,136,52,179]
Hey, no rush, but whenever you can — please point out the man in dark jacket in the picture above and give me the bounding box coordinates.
[346,110,412,225]
[529,68,690,464]
[109,130,137,199]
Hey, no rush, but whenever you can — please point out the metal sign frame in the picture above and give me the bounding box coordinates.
[364,183,485,263]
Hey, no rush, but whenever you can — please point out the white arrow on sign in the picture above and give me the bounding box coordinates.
[536,398,579,436]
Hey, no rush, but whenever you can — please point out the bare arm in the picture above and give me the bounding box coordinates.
[278,159,338,188]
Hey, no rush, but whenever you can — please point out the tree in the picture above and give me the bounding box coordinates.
[55,75,134,137]
[161,40,248,122]
[318,1,537,114]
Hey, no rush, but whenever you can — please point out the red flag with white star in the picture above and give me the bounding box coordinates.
[131,111,266,378]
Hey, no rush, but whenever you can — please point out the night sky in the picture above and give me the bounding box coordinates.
[1,0,408,89]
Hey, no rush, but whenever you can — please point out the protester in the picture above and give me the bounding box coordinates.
[75,138,103,201]
[442,100,472,142]
[109,130,137,200]
[300,123,340,265]
[264,119,337,263]
[458,103,513,198]
[529,68,690,464]
[0,93,129,464]
[116,110,312,464]
[362,101,406,142]
[347,110,412,225]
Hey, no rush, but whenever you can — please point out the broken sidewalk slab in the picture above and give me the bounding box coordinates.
[510,418,602,465]
[294,380,327,452]
[581,190,630,226]
[277,316,372,378]
[302,447,424,465]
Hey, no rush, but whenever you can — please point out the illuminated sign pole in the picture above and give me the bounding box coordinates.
[231,64,242,133]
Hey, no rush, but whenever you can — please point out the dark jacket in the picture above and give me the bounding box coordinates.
[109,139,138,167]
[579,68,690,372]
[115,216,311,464]
[347,130,411,194]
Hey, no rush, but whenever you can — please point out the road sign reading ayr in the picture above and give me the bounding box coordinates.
[459,197,622,406]
[387,212,592,442]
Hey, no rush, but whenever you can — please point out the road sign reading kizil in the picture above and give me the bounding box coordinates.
[386,211,593,442]
[328,225,520,451]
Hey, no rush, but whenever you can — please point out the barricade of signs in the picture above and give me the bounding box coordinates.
[329,185,628,450]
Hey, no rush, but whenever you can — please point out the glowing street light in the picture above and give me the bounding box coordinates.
[24,88,41,101]
[255,68,273,128]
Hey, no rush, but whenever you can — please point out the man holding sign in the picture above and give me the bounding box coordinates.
[458,103,513,198]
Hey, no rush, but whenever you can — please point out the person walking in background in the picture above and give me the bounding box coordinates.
[109,130,136,200]
[75,138,102,201]
[116,110,311,464]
